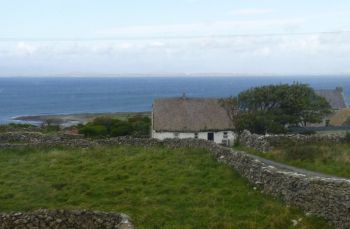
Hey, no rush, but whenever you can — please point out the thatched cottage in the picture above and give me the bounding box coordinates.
[314,87,349,126]
[152,96,236,146]
[315,87,348,110]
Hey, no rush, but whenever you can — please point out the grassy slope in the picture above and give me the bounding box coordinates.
[236,143,350,179]
[0,146,330,228]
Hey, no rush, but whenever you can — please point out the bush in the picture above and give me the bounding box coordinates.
[79,125,108,137]
[129,117,150,136]
[111,123,133,136]
[78,115,151,138]
[345,131,350,143]
[44,124,60,132]
[128,115,150,123]
[92,117,118,131]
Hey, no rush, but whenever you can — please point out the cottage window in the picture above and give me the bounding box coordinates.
[223,132,228,139]
[174,133,179,138]
[194,133,198,139]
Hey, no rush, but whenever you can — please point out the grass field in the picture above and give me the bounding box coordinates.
[236,142,350,179]
[0,145,330,228]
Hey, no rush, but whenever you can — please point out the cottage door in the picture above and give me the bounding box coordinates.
[207,132,214,141]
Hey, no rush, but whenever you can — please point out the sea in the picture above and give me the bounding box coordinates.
[0,76,349,124]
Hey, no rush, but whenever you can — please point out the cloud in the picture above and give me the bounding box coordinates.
[1,31,350,75]
[3,33,350,59]
[184,0,201,3]
[96,19,303,37]
[16,42,37,55]
[229,8,274,16]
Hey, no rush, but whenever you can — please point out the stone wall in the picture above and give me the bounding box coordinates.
[1,133,350,228]
[0,209,133,229]
[216,149,350,229]
[107,138,350,228]
[161,139,350,229]
[0,132,97,148]
[239,130,346,152]
[239,130,271,152]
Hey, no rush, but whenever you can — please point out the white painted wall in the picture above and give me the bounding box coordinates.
[152,130,236,146]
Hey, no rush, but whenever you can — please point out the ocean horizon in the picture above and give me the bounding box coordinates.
[1,76,349,124]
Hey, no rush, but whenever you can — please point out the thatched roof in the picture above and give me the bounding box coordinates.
[152,97,234,132]
[315,87,348,110]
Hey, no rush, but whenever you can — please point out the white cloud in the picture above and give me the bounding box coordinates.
[1,32,350,75]
[184,0,201,3]
[229,8,274,16]
[4,33,350,59]
[16,42,37,55]
[96,19,303,37]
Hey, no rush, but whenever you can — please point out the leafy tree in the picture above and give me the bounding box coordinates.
[222,83,332,134]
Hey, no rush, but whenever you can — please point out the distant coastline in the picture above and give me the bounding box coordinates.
[1,76,349,125]
[13,112,151,127]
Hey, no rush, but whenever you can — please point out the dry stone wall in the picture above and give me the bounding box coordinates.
[0,133,350,228]
[163,139,350,229]
[239,130,346,152]
[215,149,350,229]
[0,209,133,229]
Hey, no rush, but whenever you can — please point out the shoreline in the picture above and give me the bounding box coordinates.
[12,111,151,127]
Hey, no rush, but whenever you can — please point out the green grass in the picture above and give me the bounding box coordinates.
[315,130,348,136]
[236,142,350,179]
[0,145,330,228]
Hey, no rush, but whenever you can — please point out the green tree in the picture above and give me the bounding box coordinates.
[222,83,332,134]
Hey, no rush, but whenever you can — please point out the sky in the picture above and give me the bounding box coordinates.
[1,0,350,76]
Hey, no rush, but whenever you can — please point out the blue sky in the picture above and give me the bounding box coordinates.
[1,0,350,76]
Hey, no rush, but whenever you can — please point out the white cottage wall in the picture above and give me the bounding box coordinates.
[152,130,235,146]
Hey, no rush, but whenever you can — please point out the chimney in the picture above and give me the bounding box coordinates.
[182,92,187,99]
[336,86,343,93]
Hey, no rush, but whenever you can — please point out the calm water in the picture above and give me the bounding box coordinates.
[0,76,349,124]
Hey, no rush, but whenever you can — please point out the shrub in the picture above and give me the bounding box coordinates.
[111,123,133,136]
[128,115,150,123]
[78,115,151,138]
[45,124,60,132]
[93,117,120,132]
[79,125,108,137]
[128,116,150,135]
[345,131,350,143]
